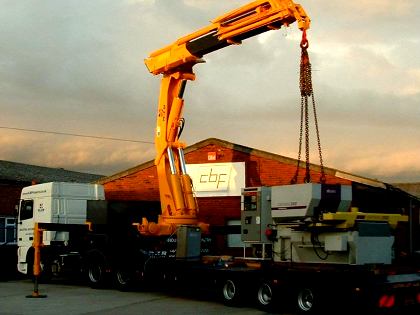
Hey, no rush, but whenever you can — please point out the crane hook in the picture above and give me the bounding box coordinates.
[300,29,309,49]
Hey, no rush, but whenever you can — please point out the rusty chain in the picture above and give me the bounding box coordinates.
[291,31,326,184]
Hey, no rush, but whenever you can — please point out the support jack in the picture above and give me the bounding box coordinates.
[26,276,47,298]
[26,223,47,298]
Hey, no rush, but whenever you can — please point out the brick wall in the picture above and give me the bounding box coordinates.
[183,143,350,187]
[105,166,160,201]
[0,182,26,216]
[103,143,351,226]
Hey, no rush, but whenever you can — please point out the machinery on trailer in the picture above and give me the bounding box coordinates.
[240,183,420,312]
[242,183,403,265]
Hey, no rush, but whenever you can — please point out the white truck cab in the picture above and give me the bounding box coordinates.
[17,182,105,274]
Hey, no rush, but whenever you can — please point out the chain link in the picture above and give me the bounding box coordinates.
[311,89,326,183]
[304,96,311,183]
[291,96,304,184]
[291,43,326,184]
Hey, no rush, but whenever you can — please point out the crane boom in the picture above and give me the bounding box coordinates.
[145,0,309,75]
[138,0,310,236]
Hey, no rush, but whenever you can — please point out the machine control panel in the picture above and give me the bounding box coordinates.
[241,187,271,243]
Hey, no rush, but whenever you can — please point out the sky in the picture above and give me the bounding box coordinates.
[0,0,419,183]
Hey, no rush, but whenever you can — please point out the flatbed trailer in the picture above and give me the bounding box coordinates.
[106,253,419,313]
[19,183,420,314]
[25,216,420,314]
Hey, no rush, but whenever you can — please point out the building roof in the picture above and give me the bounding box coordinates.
[392,182,420,199]
[97,137,388,189]
[0,160,104,184]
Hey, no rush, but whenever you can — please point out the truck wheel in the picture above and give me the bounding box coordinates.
[256,281,274,311]
[87,259,106,288]
[114,268,134,291]
[296,288,316,313]
[221,279,241,306]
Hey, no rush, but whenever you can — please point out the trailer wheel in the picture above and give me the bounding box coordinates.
[221,279,241,306]
[256,281,274,311]
[296,288,316,313]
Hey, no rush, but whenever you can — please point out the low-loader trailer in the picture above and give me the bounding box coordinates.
[17,181,420,313]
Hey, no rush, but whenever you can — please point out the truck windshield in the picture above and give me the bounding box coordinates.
[19,200,34,221]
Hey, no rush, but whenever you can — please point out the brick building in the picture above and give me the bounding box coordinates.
[100,138,350,224]
[98,138,420,253]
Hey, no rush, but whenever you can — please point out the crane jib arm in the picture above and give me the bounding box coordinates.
[140,0,310,236]
[145,0,310,75]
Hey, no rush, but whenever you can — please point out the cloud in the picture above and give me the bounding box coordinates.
[344,0,414,17]
[342,148,420,182]
[0,130,154,175]
[0,0,419,183]
[126,0,155,4]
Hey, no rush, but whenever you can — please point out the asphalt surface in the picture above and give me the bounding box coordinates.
[0,279,272,315]
[1,279,418,315]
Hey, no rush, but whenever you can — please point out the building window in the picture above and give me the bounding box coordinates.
[0,217,16,245]
[0,218,4,243]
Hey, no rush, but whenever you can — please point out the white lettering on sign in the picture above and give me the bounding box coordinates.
[186,162,245,197]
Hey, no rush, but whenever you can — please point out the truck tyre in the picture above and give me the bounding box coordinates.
[220,279,241,306]
[87,258,107,288]
[256,281,275,311]
[113,268,135,291]
[296,287,316,313]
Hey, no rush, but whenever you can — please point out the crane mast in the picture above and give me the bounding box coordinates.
[139,0,310,236]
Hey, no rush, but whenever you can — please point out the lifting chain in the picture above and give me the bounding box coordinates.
[291,30,326,184]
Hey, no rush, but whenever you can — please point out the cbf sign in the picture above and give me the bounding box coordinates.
[186,162,245,197]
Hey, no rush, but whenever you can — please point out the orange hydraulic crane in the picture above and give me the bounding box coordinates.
[138,0,310,236]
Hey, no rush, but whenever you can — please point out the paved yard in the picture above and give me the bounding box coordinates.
[0,279,271,315]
